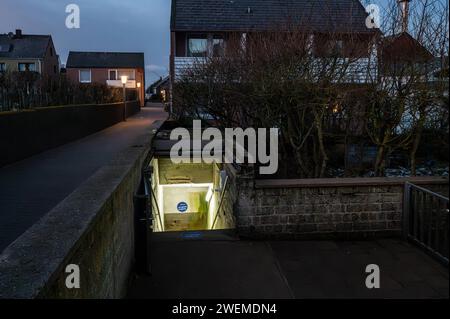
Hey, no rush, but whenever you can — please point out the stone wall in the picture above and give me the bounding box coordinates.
[0,120,164,299]
[235,173,448,239]
[0,101,140,167]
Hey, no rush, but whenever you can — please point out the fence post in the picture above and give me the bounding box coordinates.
[403,182,411,240]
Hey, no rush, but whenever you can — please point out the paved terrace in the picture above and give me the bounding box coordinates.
[128,236,449,299]
[0,105,167,252]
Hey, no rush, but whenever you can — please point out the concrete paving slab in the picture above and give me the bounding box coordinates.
[269,239,449,299]
[127,239,293,299]
[128,238,448,299]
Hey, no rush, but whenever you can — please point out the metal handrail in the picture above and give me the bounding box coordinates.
[143,168,164,232]
[403,182,449,266]
[406,182,450,202]
[211,176,229,230]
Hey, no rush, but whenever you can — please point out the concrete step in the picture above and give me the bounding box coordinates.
[151,229,239,242]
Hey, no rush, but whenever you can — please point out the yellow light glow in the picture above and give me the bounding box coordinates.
[332,105,340,113]
[121,75,128,85]
[205,187,213,202]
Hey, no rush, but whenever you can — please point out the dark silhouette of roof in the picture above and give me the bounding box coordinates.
[381,32,434,63]
[171,0,375,33]
[147,76,170,93]
[66,52,145,69]
[0,33,51,59]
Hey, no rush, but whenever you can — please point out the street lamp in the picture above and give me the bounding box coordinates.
[121,75,128,121]
[137,82,142,107]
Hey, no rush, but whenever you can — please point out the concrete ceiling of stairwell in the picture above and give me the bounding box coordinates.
[157,158,214,185]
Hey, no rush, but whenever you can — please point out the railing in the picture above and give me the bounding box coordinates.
[173,56,377,83]
[106,79,137,88]
[174,57,207,80]
[211,175,230,230]
[143,167,164,232]
[403,182,449,266]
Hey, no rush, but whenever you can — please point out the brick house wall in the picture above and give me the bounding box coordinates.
[66,67,145,106]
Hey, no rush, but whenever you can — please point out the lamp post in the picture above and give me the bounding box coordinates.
[121,75,128,121]
[137,82,142,107]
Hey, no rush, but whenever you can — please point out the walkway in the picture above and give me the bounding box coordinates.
[0,105,167,252]
[128,236,449,299]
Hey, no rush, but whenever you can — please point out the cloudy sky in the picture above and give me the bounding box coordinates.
[0,0,171,84]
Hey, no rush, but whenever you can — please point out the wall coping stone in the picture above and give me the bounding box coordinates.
[255,177,449,189]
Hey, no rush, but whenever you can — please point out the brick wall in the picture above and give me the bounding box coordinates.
[234,172,448,239]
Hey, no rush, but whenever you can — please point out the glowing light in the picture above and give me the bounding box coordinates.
[205,187,213,202]
[121,75,128,85]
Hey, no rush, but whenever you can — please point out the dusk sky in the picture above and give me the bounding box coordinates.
[1,0,171,85]
[0,0,446,85]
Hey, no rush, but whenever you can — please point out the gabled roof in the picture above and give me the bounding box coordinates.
[147,76,170,93]
[66,52,145,69]
[171,0,375,34]
[0,34,51,59]
[380,32,434,63]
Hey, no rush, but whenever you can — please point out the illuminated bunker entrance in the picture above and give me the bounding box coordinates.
[149,157,235,233]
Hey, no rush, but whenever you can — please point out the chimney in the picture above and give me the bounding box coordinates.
[398,0,411,33]
[15,29,22,38]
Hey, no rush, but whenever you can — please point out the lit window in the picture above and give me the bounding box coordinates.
[79,69,91,83]
[188,37,208,57]
[118,70,135,80]
[18,63,36,72]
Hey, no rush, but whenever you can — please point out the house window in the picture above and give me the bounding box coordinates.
[188,37,208,57]
[18,63,36,72]
[212,38,225,57]
[0,63,5,72]
[54,65,57,74]
[109,70,118,80]
[334,40,344,54]
[50,47,53,57]
[79,69,91,83]
[118,70,135,80]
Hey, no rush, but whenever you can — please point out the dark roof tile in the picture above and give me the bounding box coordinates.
[66,52,145,69]
[0,34,51,59]
[171,0,374,33]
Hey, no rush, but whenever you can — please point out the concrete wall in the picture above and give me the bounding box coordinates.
[235,172,449,239]
[0,101,140,167]
[0,120,164,299]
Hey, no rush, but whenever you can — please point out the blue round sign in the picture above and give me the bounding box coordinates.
[177,202,188,213]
